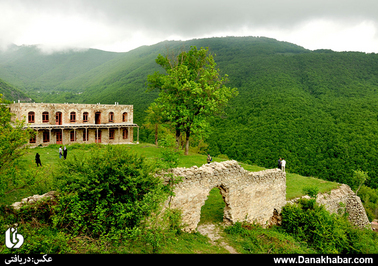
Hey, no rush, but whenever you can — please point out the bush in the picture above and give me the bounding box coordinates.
[281,198,377,254]
[52,145,170,237]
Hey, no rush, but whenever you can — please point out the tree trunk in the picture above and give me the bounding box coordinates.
[185,130,190,155]
[155,123,158,146]
[175,129,181,151]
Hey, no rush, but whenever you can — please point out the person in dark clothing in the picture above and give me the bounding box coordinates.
[207,154,212,164]
[278,158,282,169]
[63,146,67,160]
[35,153,42,167]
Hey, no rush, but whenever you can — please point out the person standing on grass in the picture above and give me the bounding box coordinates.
[281,158,286,172]
[35,153,42,167]
[59,146,62,159]
[63,146,67,160]
[278,158,282,169]
[207,154,212,164]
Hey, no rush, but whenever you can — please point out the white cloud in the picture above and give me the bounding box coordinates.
[1,0,378,53]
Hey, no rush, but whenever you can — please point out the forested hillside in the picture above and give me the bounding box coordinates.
[0,78,31,102]
[1,37,378,191]
[0,44,123,98]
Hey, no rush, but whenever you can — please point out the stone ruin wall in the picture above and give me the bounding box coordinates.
[288,184,371,230]
[165,160,371,232]
[163,160,287,232]
[316,184,371,229]
[11,161,372,232]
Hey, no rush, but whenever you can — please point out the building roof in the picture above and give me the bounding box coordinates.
[25,122,139,130]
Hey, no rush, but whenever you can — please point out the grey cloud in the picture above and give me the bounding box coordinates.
[2,0,378,51]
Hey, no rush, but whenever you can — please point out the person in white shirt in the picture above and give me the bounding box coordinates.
[281,159,286,172]
[59,146,62,159]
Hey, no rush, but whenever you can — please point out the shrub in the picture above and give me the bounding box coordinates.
[52,145,170,237]
[281,198,376,254]
[302,185,319,199]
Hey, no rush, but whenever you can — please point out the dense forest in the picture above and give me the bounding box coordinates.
[1,37,378,191]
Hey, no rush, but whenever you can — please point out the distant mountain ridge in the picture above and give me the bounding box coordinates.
[2,36,378,192]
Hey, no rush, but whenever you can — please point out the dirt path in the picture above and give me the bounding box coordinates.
[197,223,238,254]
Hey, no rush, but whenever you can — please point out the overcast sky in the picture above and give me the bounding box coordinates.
[1,0,377,53]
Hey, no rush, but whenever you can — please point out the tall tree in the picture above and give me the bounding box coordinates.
[0,95,34,174]
[147,46,238,155]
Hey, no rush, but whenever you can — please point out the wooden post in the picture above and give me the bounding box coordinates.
[137,126,139,144]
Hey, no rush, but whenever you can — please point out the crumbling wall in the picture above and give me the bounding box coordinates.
[292,184,371,229]
[164,160,286,232]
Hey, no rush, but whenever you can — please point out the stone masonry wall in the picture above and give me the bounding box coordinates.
[164,160,286,232]
[291,184,371,229]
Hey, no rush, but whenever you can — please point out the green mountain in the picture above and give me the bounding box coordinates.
[0,44,123,97]
[0,77,32,102]
[1,37,378,190]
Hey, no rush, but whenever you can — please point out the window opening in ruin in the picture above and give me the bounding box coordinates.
[56,112,62,125]
[109,112,114,122]
[109,129,115,139]
[56,131,62,144]
[43,131,50,143]
[95,112,101,124]
[198,187,226,225]
[28,112,35,123]
[30,135,36,143]
[123,112,128,122]
[42,112,49,123]
[83,112,88,122]
[70,112,76,122]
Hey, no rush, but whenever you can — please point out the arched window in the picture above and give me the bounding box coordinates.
[83,112,89,122]
[109,112,114,122]
[28,112,35,123]
[123,128,128,139]
[122,112,128,122]
[70,112,76,122]
[42,111,49,123]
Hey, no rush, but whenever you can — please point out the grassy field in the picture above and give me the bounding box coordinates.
[6,142,340,206]
[1,143,362,254]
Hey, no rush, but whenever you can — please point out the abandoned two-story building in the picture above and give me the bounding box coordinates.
[9,102,139,146]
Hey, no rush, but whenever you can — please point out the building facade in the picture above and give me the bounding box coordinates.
[9,102,139,146]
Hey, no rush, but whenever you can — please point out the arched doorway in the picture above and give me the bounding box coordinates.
[198,185,232,226]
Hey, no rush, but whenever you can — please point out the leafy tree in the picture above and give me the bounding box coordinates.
[0,95,34,175]
[147,46,238,155]
[352,170,369,195]
[143,102,168,146]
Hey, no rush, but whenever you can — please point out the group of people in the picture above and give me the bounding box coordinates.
[59,146,68,160]
[34,146,68,167]
[277,158,286,172]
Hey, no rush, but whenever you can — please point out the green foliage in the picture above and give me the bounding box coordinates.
[159,134,181,169]
[281,198,378,253]
[224,222,315,254]
[302,185,319,199]
[148,46,238,154]
[52,145,170,237]
[351,170,369,195]
[0,95,34,175]
[358,185,378,221]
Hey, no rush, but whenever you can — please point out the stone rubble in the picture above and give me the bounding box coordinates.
[11,191,57,210]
